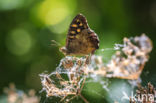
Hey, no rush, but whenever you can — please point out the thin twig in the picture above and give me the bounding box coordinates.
[79,93,89,103]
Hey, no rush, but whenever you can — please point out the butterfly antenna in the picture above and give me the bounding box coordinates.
[51,40,61,47]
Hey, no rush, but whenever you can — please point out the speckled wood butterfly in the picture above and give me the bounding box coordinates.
[60,14,99,56]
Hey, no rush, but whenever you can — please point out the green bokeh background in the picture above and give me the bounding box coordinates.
[0,0,156,103]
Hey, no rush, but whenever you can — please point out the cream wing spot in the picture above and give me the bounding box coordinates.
[70,31,76,34]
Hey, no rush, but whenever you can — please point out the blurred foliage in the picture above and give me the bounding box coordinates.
[0,0,156,103]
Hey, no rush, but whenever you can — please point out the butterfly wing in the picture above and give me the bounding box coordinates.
[67,14,89,39]
[63,14,99,55]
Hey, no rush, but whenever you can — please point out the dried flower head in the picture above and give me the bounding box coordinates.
[40,34,153,103]
[3,83,40,103]
[40,57,89,103]
[89,34,153,80]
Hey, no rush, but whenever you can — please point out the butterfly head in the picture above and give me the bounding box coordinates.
[59,46,68,55]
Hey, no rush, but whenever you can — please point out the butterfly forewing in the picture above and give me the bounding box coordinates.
[67,14,89,37]
[60,14,99,56]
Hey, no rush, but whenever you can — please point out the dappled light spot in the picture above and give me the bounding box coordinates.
[5,28,33,56]
[48,17,71,34]
[0,0,24,11]
[30,0,76,34]
[37,0,76,26]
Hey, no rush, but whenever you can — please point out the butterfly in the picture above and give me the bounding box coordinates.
[60,14,99,56]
